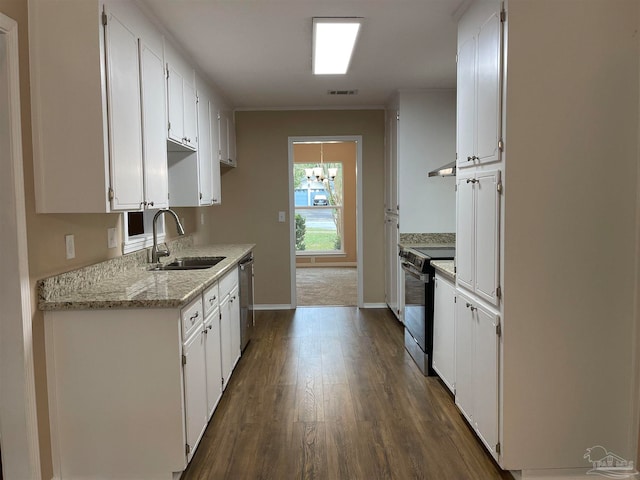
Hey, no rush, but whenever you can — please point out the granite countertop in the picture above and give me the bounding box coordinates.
[38,241,255,311]
[431,260,455,281]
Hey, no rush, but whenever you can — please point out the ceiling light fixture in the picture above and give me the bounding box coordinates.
[312,17,362,75]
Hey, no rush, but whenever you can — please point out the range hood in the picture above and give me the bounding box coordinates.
[428,161,456,177]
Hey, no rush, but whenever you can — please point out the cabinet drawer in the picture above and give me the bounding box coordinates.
[219,268,238,299]
[181,296,203,340]
[203,282,219,317]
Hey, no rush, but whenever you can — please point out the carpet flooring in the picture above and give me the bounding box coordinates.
[296,267,357,306]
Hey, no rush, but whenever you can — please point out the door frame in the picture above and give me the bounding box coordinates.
[288,136,363,308]
[0,12,42,479]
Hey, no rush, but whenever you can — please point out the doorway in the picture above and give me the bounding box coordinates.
[0,12,42,479]
[288,136,363,308]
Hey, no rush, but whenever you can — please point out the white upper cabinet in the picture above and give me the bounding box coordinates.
[139,40,169,209]
[384,109,399,214]
[166,42,197,151]
[167,79,222,207]
[456,169,501,306]
[217,109,237,167]
[29,1,168,213]
[104,9,144,211]
[457,9,503,169]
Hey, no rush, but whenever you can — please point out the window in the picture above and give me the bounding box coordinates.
[123,209,165,254]
[294,161,343,254]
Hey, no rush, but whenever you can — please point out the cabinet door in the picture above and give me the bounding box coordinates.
[196,94,213,205]
[167,64,184,144]
[227,112,236,166]
[204,312,222,418]
[209,102,222,204]
[475,170,501,305]
[456,36,476,169]
[183,83,198,150]
[385,216,400,319]
[473,305,500,460]
[476,11,502,165]
[432,275,456,393]
[139,40,169,209]
[104,9,144,211]
[219,296,233,389]
[386,110,399,213]
[455,294,474,424]
[456,174,475,292]
[229,286,241,369]
[183,329,208,461]
[217,110,230,163]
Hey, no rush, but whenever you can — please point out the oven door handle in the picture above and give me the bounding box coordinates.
[401,262,429,283]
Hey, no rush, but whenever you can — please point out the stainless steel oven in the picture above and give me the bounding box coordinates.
[400,246,455,376]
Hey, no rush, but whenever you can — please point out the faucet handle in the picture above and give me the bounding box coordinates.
[156,242,170,258]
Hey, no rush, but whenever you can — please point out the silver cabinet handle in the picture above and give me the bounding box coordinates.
[466,178,478,184]
[148,201,154,207]
[190,311,199,321]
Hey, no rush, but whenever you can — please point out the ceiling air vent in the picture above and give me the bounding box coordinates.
[327,89,358,95]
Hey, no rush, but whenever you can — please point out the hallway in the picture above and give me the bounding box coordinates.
[182,307,511,480]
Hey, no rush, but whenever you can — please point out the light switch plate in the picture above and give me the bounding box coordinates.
[278,211,286,222]
[65,234,75,259]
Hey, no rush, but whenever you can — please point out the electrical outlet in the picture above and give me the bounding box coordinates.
[278,211,286,222]
[65,234,75,259]
[107,228,117,249]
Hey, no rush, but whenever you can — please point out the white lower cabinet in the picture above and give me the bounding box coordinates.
[182,310,208,462]
[43,268,244,479]
[204,307,223,418]
[455,290,500,460]
[219,268,240,390]
[432,273,456,393]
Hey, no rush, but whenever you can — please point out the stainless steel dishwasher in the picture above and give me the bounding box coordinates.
[239,253,254,351]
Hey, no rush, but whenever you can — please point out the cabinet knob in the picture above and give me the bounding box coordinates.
[207,325,212,330]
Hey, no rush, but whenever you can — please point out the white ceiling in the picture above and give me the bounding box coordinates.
[141,0,467,109]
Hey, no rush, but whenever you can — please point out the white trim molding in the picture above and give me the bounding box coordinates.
[0,12,42,479]
[253,304,295,311]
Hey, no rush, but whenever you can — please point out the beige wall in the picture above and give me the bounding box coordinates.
[197,110,386,306]
[293,142,357,265]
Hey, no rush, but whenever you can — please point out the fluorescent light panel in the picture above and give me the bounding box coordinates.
[313,18,362,75]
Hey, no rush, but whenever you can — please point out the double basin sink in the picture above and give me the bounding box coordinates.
[148,256,226,271]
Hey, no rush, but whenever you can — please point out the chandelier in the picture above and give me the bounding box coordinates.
[305,143,337,183]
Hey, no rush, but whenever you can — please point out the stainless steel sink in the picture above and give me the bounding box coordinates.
[148,256,226,271]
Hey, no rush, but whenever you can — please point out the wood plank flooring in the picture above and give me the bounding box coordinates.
[182,307,512,480]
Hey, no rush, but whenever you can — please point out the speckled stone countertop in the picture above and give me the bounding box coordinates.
[38,239,255,311]
[398,232,455,250]
[431,260,455,281]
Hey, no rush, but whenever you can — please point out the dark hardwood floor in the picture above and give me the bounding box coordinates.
[182,307,512,480]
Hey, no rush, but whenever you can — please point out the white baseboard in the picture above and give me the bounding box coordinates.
[514,468,620,479]
[253,304,294,311]
[362,303,388,308]
[295,262,357,268]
